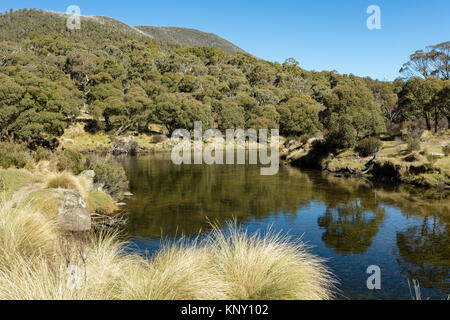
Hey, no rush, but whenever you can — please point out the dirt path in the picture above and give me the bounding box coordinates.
[5,183,45,209]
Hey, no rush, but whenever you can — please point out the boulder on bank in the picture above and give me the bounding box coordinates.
[79,170,95,192]
[27,188,92,232]
[55,189,92,232]
[110,137,139,155]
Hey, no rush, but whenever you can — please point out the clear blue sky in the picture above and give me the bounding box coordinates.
[1,0,449,80]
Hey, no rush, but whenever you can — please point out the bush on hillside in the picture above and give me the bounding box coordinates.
[406,137,421,153]
[355,137,382,157]
[84,156,129,201]
[55,149,84,175]
[0,142,32,169]
[443,144,450,157]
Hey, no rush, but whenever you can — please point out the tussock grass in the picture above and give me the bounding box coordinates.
[0,201,59,271]
[45,172,90,197]
[204,223,337,300]
[0,199,336,300]
[46,173,78,190]
[87,191,118,215]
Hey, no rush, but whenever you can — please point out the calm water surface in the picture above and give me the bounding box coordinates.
[120,154,449,300]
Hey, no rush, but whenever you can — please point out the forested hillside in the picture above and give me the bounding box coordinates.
[136,26,245,54]
[0,9,448,150]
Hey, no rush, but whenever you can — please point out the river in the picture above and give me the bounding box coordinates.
[120,153,449,300]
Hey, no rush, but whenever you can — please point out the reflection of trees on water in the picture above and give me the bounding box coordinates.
[318,202,385,256]
[122,155,315,237]
[394,216,450,295]
[122,155,449,294]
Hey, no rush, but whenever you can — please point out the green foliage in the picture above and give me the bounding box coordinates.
[406,137,421,153]
[355,137,382,157]
[84,156,129,201]
[0,142,31,169]
[321,82,386,149]
[87,191,118,215]
[136,26,244,55]
[32,147,53,163]
[55,149,84,175]
[1,9,448,152]
[46,173,78,190]
[277,95,322,136]
[155,95,212,134]
[442,144,450,157]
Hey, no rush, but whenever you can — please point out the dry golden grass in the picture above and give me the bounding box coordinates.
[204,223,337,300]
[0,198,337,300]
[45,172,91,198]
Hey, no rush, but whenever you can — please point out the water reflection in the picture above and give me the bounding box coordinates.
[395,216,450,295]
[318,204,385,256]
[120,153,449,299]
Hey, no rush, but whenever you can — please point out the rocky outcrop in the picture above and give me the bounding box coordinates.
[110,137,138,155]
[79,170,95,192]
[53,189,91,232]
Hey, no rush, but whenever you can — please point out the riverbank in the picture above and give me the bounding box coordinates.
[282,130,450,191]
[60,124,450,192]
[0,150,336,300]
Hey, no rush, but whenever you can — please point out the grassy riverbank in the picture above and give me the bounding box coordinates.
[58,123,450,191]
[0,145,336,300]
[0,201,336,300]
[283,130,450,190]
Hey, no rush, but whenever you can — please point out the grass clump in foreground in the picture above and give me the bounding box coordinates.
[0,199,336,300]
[205,224,337,300]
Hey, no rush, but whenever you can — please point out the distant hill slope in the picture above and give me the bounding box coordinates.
[136,26,245,54]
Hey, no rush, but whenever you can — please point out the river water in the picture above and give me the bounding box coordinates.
[120,153,449,300]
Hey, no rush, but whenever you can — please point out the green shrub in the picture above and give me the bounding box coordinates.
[151,135,167,144]
[326,124,358,150]
[33,147,53,163]
[0,142,32,169]
[443,144,450,157]
[355,137,382,157]
[406,137,421,153]
[55,149,84,175]
[87,191,118,215]
[84,156,129,201]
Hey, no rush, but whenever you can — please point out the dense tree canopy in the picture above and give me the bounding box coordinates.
[0,9,448,149]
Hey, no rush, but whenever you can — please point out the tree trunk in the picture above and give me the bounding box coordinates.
[424,112,431,131]
[434,106,439,133]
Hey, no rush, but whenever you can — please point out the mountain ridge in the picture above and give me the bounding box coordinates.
[31,10,246,54]
[135,25,246,54]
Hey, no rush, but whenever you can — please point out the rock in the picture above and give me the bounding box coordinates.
[79,170,95,179]
[60,137,75,145]
[430,152,445,158]
[306,137,319,145]
[420,130,433,142]
[110,137,139,155]
[93,182,105,191]
[79,170,96,192]
[53,189,91,232]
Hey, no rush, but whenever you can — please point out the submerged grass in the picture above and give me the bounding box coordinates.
[0,199,337,300]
